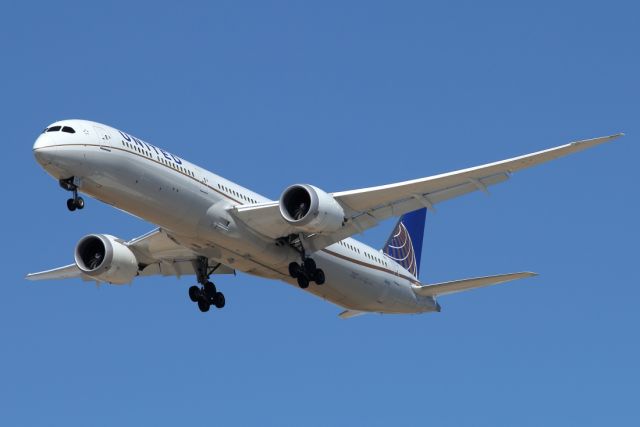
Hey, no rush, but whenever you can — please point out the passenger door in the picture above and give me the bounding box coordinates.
[93,126,112,151]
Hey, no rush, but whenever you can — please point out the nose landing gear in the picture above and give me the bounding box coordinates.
[189,257,226,313]
[59,177,84,211]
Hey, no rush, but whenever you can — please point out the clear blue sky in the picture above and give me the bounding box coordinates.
[1,1,638,425]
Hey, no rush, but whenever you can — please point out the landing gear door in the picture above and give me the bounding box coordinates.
[93,126,112,150]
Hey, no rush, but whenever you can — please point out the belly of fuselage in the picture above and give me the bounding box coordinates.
[301,250,433,314]
[73,145,433,314]
[78,146,294,271]
[80,147,207,232]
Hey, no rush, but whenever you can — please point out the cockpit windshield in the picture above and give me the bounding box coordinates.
[43,125,75,134]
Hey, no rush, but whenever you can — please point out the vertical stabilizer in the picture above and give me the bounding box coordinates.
[382,208,427,278]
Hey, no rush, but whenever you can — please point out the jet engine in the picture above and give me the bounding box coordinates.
[74,234,139,284]
[279,184,345,233]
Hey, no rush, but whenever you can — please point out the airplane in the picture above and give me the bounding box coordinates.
[27,120,622,317]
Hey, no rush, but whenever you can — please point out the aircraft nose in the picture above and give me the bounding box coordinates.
[33,133,56,166]
[33,132,54,150]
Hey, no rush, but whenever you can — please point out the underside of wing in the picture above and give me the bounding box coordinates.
[333,134,622,214]
[231,134,622,254]
[26,228,234,283]
[232,202,289,239]
[25,264,91,282]
[127,228,235,277]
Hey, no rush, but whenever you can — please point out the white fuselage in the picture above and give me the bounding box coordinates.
[33,119,438,314]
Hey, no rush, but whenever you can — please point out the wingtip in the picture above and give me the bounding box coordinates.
[572,133,624,145]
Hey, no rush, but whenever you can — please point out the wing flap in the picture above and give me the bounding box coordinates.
[126,228,196,264]
[139,260,235,277]
[338,310,367,319]
[414,272,537,297]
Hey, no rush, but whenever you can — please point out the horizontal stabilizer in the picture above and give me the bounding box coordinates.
[414,272,537,296]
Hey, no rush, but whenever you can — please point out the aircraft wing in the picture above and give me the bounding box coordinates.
[26,228,234,282]
[25,264,88,281]
[233,134,622,252]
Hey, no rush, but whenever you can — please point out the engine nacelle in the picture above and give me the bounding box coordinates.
[279,184,345,233]
[74,234,139,284]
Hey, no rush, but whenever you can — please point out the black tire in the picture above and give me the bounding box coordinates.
[67,199,76,211]
[303,258,316,274]
[203,281,217,298]
[314,269,325,285]
[297,275,309,289]
[288,262,300,278]
[197,297,211,312]
[213,292,226,309]
[188,286,201,302]
[75,197,85,209]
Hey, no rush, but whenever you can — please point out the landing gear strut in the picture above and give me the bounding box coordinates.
[189,257,226,313]
[59,177,84,211]
[287,245,325,289]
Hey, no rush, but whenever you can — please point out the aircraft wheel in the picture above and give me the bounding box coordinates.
[303,258,316,274]
[314,269,325,285]
[203,281,217,298]
[67,199,76,211]
[188,285,201,302]
[213,292,225,309]
[75,197,85,209]
[297,275,309,289]
[197,297,211,312]
[288,262,301,278]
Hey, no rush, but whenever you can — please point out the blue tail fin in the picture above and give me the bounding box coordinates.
[382,208,427,278]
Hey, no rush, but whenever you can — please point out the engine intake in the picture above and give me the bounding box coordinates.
[74,234,138,284]
[279,184,345,233]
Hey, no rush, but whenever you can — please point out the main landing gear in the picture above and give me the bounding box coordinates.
[279,234,326,289]
[288,257,325,289]
[59,177,84,211]
[188,256,226,313]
